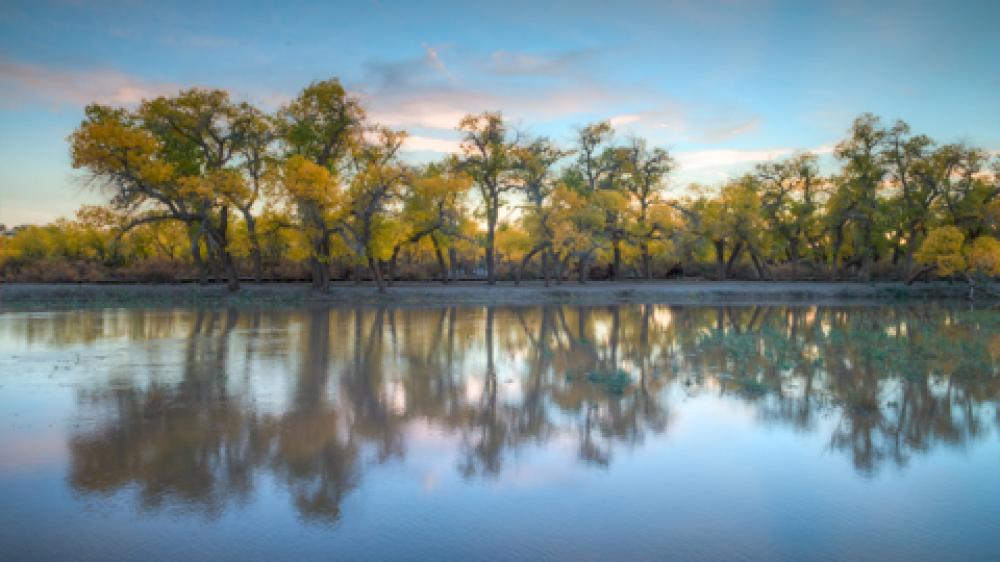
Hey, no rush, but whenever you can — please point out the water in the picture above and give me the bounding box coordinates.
[0,303,998,561]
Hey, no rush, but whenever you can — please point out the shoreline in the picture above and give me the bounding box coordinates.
[0,280,985,309]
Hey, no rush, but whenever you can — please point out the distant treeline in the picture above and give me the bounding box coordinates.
[2,78,998,292]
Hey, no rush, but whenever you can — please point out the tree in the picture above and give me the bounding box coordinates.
[389,164,471,284]
[832,113,889,281]
[457,112,517,285]
[619,137,675,279]
[915,226,1000,298]
[548,184,606,283]
[229,103,274,283]
[69,92,248,290]
[272,155,342,290]
[512,137,570,285]
[755,153,821,279]
[572,121,629,279]
[336,127,410,292]
[274,78,366,289]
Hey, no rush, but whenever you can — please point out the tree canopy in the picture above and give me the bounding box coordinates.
[4,77,999,294]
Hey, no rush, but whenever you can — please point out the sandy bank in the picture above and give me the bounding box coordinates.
[0,280,983,309]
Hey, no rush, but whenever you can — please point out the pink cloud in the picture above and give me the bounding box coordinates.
[0,57,179,109]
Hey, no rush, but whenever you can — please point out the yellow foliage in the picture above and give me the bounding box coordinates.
[916,226,966,276]
[967,236,1000,276]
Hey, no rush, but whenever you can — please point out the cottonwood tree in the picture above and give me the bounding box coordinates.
[70,90,254,291]
[755,153,822,279]
[512,137,570,285]
[831,113,889,281]
[274,78,366,289]
[915,226,1000,298]
[388,164,471,284]
[620,137,675,279]
[573,121,632,279]
[272,155,343,290]
[456,112,518,285]
[336,127,410,293]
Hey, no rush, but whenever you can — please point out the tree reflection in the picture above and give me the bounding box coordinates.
[64,302,1000,521]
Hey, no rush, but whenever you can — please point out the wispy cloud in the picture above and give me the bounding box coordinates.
[402,134,461,154]
[606,104,760,143]
[485,48,596,76]
[676,148,797,170]
[0,57,177,109]
[699,117,762,142]
[609,113,641,126]
[675,143,835,172]
[358,47,643,133]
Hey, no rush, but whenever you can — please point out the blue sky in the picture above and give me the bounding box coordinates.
[1,0,998,225]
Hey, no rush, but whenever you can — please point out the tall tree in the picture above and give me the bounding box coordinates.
[274,78,366,289]
[337,127,410,292]
[755,153,821,279]
[620,137,675,279]
[457,112,517,285]
[833,113,888,281]
[272,155,343,290]
[389,164,471,284]
[569,121,617,281]
[512,137,570,285]
[70,89,253,291]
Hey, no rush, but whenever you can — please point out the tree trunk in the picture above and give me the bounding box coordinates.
[217,247,240,292]
[612,238,622,281]
[244,212,263,284]
[516,245,543,286]
[641,242,652,280]
[860,253,872,282]
[369,256,386,293]
[310,256,329,291]
[726,241,744,278]
[578,253,590,284]
[905,265,934,285]
[714,240,726,281]
[902,226,919,280]
[448,247,458,282]
[431,236,449,284]
[749,247,767,280]
[486,199,497,285]
[829,228,844,281]
[542,249,551,287]
[190,228,209,285]
[557,253,571,285]
[387,245,402,287]
[790,241,799,281]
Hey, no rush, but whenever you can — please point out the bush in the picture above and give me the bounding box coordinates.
[2,258,107,282]
[116,257,186,283]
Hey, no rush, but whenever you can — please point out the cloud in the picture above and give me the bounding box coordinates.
[676,148,796,170]
[698,117,762,142]
[422,44,452,78]
[609,113,640,126]
[608,104,762,143]
[402,134,461,154]
[675,143,835,173]
[0,57,177,109]
[485,49,595,76]
[356,46,653,135]
[363,45,454,92]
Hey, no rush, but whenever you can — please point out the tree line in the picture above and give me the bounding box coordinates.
[2,77,999,292]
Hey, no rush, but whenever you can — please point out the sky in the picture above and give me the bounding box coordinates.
[1,0,998,225]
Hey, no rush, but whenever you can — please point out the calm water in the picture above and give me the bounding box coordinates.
[1,303,998,561]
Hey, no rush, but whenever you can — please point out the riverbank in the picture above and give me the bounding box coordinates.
[0,280,986,309]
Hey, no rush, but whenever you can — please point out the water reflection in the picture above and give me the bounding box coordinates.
[9,304,1000,524]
